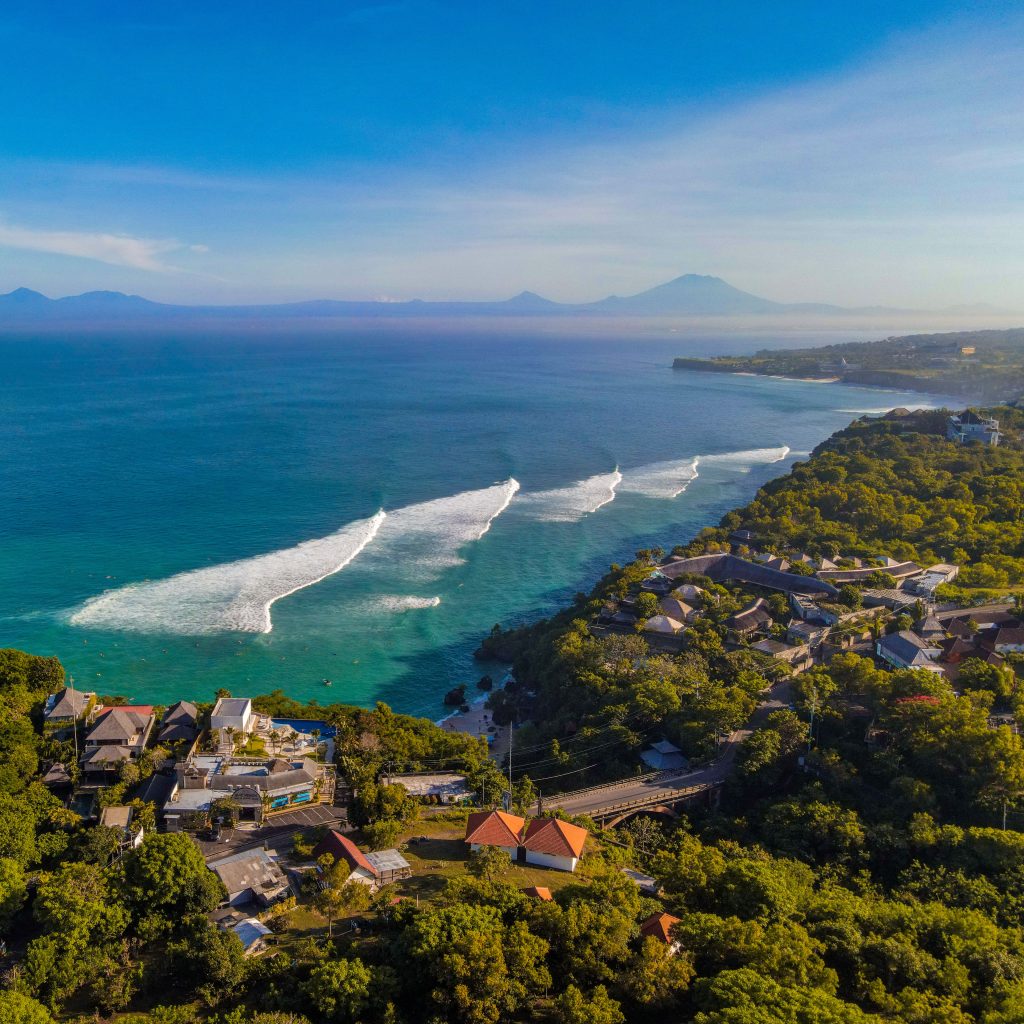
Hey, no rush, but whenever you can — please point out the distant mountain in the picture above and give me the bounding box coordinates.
[586,273,792,315]
[0,274,956,322]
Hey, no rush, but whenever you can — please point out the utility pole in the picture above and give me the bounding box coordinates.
[508,715,513,792]
[69,674,78,767]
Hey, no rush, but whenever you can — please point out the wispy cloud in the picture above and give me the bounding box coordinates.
[0,221,190,271]
[3,15,1024,306]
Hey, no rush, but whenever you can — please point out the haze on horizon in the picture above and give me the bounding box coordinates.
[1,1,1023,311]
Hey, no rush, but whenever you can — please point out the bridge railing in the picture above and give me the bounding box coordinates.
[583,780,721,819]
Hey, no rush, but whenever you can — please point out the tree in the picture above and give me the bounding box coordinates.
[634,592,661,620]
[554,984,625,1024]
[363,818,404,850]
[121,832,225,937]
[0,992,56,1024]
[693,966,876,1023]
[314,877,371,938]
[621,935,694,1008]
[167,919,246,1005]
[405,903,548,1024]
[467,843,511,881]
[305,958,372,1022]
[0,856,27,932]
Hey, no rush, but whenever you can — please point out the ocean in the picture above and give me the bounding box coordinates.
[0,323,951,717]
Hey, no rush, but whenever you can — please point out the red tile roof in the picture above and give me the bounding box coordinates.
[640,911,681,944]
[313,830,378,877]
[464,810,525,848]
[521,817,588,859]
[522,886,553,901]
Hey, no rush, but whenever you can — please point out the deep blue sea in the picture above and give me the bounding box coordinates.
[0,322,952,716]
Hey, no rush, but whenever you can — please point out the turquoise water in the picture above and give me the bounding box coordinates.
[0,325,948,716]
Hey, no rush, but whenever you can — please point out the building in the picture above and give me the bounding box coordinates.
[163,753,331,832]
[313,830,412,888]
[99,805,144,851]
[991,625,1024,654]
[521,886,553,901]
[639,912,682,954]
[947,411,1001,446]
[817,562,923,584]
[521,817,588,873]
[789,594,837,625]
[209,848,290,907]
[750,638,813,671]
[726,597,772,637]
[80,707,155,779]
[914,614,947,641]
[906,564,960,599]
[230,917,273,956]
[464,810,525,859]
[210,697,254,737]
[876,631,944,673]
[639,573,674,596]
[658,597,696,622]
[640,739,687,771]
[786,620,831,648]
[314,830,378,885]
[158,700,199,747]
[672,584,706,602]
[43,688,95,733]
[643,614,685,635]
[621,867,659,894]
[384,772,470,803]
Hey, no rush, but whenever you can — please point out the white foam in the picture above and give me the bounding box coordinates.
[374,595,442,613]
[70,511,386,635]
[516,470,621,522]
[701,446,790,471]
[70,479,520,636]
[357,479,520,574]
[837,403,938,415]
[619,457,700,499]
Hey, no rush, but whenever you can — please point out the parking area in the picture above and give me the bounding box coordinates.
[195,803,349,862]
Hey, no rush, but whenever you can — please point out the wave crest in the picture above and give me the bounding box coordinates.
[517,470,621,522]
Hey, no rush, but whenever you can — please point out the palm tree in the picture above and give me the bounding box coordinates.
[224,726,235,753]
[269,729,282,756]
[311,728,321,762]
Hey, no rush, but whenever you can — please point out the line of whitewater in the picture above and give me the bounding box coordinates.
[477,478,520,537]
[258,509,386,631]
[70,480,519,636]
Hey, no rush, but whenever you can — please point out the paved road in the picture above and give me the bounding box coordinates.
[935,602,1012,621]
[547,681,792,818]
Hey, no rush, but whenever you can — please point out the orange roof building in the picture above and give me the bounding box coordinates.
[521,886,553,901]
[313,829,378,884]
[521,817,588,872]
[640,912,682,949]
[464,810,526,855]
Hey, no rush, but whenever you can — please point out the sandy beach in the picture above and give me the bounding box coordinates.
[439,700,511,763]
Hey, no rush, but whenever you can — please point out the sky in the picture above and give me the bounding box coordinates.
[1,1,1023,307]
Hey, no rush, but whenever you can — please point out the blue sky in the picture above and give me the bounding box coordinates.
[1,1,1022,306]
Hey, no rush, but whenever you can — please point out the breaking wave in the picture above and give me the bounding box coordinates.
[69,479,519,635]
[516,470,622,522]
[374,595,442,613]
[619,457,700,499]
[701,446,790,470]
[354,479,520,576]
[70,511,386,635]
